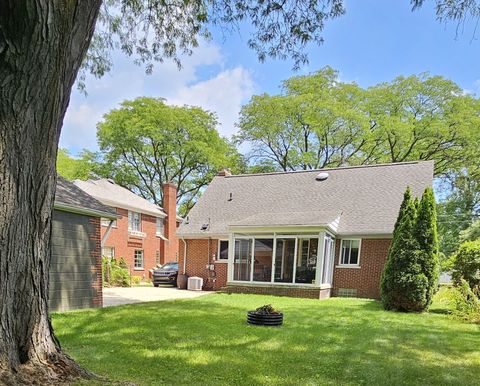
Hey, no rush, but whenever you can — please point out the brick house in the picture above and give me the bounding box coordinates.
[177,161,434,299]
[74,179,180,278]
[52,176,118,311]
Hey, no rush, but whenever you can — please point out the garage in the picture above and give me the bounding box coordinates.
[50,176,118,311]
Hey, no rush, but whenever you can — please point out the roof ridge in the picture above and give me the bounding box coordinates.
[225,160,430,178]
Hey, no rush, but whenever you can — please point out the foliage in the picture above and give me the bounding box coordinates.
[102,257,130,287]
[437,168,480,256]
[450,240,480,293]
[56,148,96,180]
[130,276,142,286]
[414,187,440,306]
[80,1,346,89]
[381,188,429,311]
[460,220,480,242]
[52,293,480,386]
[451,279,480,323]
[96,97,242,215]
[253,304,281,315]
[237,68,480,176]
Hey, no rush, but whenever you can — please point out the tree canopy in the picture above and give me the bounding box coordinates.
[96,97,241,214]
[237,67,480,177]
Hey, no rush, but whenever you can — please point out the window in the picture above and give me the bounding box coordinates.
[218,240,229,260]
[156,218,164,236]
[155,250,161,265]
[102,246,115,259]
[128,211,141,232]
[339,239,361,266]
[134,250,144,269]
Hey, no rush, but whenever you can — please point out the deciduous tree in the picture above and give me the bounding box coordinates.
[0,1,345,383]
[96,97,240,215]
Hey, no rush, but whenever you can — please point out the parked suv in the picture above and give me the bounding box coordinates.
[153,262,179,287]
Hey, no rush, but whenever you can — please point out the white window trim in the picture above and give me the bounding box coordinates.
[134,249,144,270]
[128,210,142,232]
[230,233,329,286]
[337,239,361,268]
[216,239,229,263]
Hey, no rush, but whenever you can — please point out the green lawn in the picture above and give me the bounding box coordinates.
[52,290,480,386]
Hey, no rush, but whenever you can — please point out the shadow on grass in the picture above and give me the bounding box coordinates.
[53,294,480,386]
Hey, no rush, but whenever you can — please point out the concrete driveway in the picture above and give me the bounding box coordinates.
[103,285,209,307]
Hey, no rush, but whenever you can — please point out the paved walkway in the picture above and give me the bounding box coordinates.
[103,286,209,307]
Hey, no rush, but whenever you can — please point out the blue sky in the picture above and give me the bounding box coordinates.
[61,0,480,155]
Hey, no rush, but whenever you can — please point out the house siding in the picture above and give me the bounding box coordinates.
[50,210,102,311]
[179,239,227,290]
[101,207,162,278]
[332,238,391,299]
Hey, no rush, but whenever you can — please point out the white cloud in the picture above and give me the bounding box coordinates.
[60,40,254,154]
[169,67,255,137]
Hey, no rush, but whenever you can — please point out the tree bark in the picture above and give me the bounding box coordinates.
[0,1,102,384]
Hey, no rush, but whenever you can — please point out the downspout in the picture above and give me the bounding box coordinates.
[101,219,115,248]
[180,237,187,275]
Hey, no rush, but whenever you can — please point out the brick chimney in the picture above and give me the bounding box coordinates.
[162,182,179,263]
[217,168,232,177]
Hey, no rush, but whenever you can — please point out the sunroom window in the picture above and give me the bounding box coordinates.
[340,239,360,266]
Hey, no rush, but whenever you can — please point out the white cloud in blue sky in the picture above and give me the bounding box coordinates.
[61,1,480,155]
[61,40,255,153]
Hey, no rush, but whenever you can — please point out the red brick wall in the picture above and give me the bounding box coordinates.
[178,238,228,290]
[89,217,103,308]
[332,238,391,299]
[101,207,163,278]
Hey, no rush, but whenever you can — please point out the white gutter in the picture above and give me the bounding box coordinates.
[54,202,118,220]
[180,237,187,275]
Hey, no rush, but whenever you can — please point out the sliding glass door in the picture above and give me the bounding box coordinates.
[253,239,274,282]
[295,238,319,284]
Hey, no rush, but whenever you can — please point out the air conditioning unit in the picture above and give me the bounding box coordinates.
[187,276,203,291]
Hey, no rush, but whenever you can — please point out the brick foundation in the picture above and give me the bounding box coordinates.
[223,284,331,299]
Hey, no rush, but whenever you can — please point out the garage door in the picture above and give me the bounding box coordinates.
[49,210,99,311]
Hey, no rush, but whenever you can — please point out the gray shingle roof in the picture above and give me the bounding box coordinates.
[178,161,434,237]
[55,176,118,219]
[73,179,166,218]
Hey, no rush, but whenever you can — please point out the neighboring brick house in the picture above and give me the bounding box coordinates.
[177,161,434,299]
[52,176,118,311]
[74,179,180,278]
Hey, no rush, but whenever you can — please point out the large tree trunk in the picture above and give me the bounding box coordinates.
[0,1,102,384]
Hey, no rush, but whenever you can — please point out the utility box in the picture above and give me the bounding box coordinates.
[187,276,203,291]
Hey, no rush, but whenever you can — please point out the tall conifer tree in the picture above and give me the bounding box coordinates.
[381,187,429,311]
[415,187,440,306]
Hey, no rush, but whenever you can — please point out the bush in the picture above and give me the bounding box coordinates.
[414,187,440,306]
[452,279,480,323]
[102,257,130,287]
[130,276,142,286]
[450,240,480,293]
[381,188,429,311]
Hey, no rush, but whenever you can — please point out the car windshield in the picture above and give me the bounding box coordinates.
[162,263,178,271]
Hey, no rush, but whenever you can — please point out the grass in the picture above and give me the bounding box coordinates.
[52,290,480,386]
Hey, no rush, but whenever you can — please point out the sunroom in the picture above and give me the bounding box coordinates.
[225,212,340,298]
